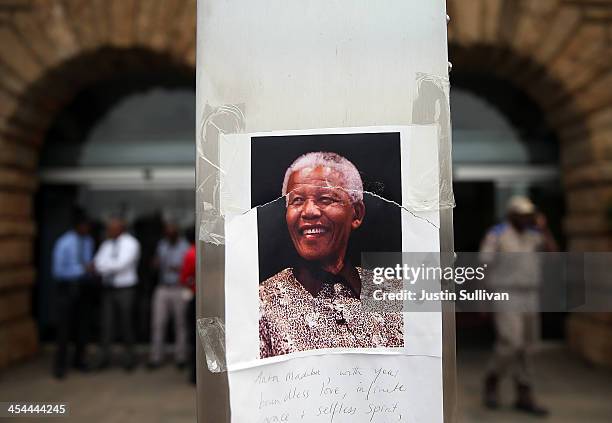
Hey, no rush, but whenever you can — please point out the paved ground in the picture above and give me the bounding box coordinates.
[457,344,612,422]
[0,344,610,422]
[0,350,195,423]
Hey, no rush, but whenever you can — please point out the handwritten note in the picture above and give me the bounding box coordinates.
[228,354,442,423]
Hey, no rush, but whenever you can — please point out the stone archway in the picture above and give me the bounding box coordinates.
[447,0,612,251]
[0,0,195,367]
[447,0,612,367]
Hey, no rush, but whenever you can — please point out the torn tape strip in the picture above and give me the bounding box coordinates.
[197,317,227,373]
[413,72,455,211]
[197,104,246,246]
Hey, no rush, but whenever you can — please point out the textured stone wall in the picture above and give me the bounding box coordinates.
[0,0,196,368]
[0,0,610,368]
[449,0,612,250]
[447,0,612,368]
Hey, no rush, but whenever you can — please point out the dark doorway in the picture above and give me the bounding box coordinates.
[453,182,496,252]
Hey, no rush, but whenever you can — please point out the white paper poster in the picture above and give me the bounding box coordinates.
[222,127,443,422]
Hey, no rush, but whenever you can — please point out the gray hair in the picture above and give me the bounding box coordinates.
[281,152,364,203]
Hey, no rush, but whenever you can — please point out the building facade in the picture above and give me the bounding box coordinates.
[0,0,611,368]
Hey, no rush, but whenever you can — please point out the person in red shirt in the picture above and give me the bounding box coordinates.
[180,242,196,293]
[180,227,197,384]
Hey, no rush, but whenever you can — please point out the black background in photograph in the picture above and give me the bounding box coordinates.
[251,132,403,282]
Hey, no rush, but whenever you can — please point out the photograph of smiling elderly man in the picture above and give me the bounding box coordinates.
[252,133,405,358]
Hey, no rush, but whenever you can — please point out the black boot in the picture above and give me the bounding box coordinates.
[483,373,499,409]
[515,383,549,417]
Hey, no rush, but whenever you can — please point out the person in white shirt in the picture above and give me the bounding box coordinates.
[94,217,141,370]
[148,222,190,369]
[480,196,557,417]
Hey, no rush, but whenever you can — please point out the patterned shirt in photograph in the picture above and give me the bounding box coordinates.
[157,238,190,285]
[259,267,404,358]
[52,230,94,281]
[94,232,141,288]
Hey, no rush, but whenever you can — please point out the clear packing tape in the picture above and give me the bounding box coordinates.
[196,73,455,247]
[196,104,246,246]
[197,317,227,373]
[195,75,454,373]
[412,73,454,213]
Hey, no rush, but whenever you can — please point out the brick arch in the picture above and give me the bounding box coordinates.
[0,0,195,366]
[448,0,612,368]
[450,43,566,144]
[37,47,195,162]
[447,0,612,252]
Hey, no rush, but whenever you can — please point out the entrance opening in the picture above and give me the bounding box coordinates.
[451,76,566,342]
[35,72,195,341]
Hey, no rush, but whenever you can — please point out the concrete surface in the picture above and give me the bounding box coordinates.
[0,344,610,422]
